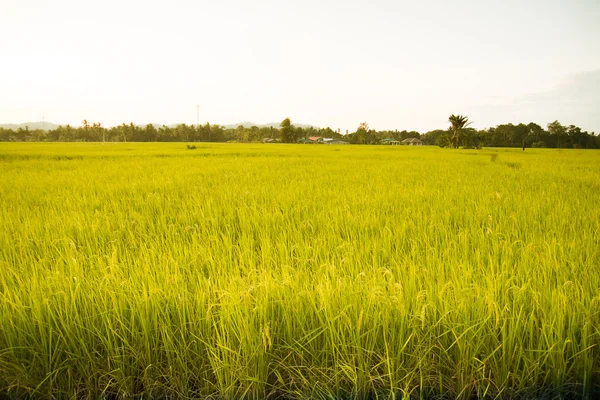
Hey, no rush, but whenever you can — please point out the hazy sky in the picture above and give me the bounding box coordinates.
[1,0,599,132]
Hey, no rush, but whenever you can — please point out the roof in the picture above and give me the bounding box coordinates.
[401,138,423,143]
[308,136,322,141]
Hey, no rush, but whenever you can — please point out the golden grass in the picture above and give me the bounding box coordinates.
[0,143,599,398]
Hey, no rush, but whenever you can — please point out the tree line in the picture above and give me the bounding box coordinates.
[1,118,598,149]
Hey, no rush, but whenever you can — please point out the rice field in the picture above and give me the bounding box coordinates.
[1,143,599,399]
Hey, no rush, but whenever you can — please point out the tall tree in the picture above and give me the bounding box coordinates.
[448,114,471,148]
[448,114,471,149]
[80,119,90,141]
[144,124,158,142]
[352,122,372,144]
[91,122,104,142]
[547,120,567,148]
[280,118,294,143]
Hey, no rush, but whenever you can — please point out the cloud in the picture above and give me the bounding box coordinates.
[517,69,599,106]
[470,69,600,132]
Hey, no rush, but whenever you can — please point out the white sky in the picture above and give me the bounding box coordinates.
[1,0,599,132]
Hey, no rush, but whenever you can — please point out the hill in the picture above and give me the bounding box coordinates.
[0,122,59,131]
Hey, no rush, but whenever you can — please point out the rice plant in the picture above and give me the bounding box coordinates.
[0,143,599,399]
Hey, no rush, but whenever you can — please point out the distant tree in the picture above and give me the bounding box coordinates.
[280,118,294,143]
[526,122,544,144]
[319,127,336,138]
[78,119,90,141]
[547,120,567,148]
[351,122,373,144]
[116,122,138,142]
[201,122,211,142]
[249,126,260,142]
[236,125,249,142]
[258,126,273,141]
[567,124,587,148]
[174,124,195,142]
[210,124,226,142]
[144,124,158,141]
[157,125,173,141]
[5,116,599,147]
[89,122,104,142]
[0,128,13,141]
[57,124,77,141]
[435,131,452,147]
[461,127,482,149]
[421,129,447,145]
[294,126,306,141]
[448,114,472,148]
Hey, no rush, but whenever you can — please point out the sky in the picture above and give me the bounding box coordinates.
[1,0,599,133]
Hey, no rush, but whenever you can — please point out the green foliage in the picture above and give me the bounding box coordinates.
[0,143,599,398]
[1,119,598,149]
[420,129,446,145]
[279,118,296,143]
[460,127,483,149]
[349,122,378,144]
[435,131,452,147]
[0,116,600,149]
[448,114,472,148]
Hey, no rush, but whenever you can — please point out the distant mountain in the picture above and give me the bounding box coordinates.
[0,121,59,131]
[222,121,259,129]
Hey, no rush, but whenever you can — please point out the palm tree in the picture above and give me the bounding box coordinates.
[448,114,472,148]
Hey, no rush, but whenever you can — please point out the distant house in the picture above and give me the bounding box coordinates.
[261,137,280,143]
[381,137,401,145]
[401,138,423,146]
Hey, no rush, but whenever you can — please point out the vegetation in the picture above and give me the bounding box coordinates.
[448,115,472,148]
[0,143,598,399]
[1,118,598,149]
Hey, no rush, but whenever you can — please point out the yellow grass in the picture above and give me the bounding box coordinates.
[1,143,599,398]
